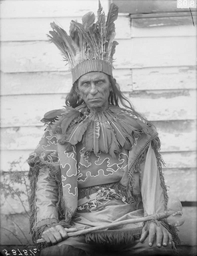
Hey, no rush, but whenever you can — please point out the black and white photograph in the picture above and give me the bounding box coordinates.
[0,0,196,255]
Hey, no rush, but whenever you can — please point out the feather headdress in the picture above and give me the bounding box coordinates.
[48,1,119,83]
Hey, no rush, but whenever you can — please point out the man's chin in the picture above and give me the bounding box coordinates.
[88,102,102,108]
[87,103,107,112]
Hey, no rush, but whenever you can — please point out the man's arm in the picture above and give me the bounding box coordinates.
[139,142,181,247]
[34,166,71,244]
[27,123,68,243]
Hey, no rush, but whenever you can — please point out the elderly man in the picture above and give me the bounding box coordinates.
[28,2,184,256]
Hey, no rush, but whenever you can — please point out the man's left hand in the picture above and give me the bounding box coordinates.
[139,221,173,247]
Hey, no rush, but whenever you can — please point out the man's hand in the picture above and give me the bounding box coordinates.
[41,225,77,244]
[139,221,173,247]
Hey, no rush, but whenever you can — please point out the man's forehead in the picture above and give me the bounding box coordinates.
[79,72,108,82]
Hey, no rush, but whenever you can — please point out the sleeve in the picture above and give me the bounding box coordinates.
[27,126,63,242]
[140,139,183,245]
[141,143,167,215]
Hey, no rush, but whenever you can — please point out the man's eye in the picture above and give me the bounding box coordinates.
[82,83,89,87]
[96,80,104,85]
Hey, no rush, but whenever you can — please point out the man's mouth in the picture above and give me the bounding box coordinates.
[88,98,101,102]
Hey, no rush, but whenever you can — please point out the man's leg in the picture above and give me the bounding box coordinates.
[40,244,86,256]
[125,238,178,256]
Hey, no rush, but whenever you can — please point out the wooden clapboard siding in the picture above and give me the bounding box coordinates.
[132,66,196,90]
[1,0,196,19]
[0,1,109,18]
[0,0,196,221]
[1,66,196,96]
[0,70,132,95]
[1,37,196,72]
[1,90,196,127]
[1,15,196,42]
[1,120,196,152]
[0,16,130,41]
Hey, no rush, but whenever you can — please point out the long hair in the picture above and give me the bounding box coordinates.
[65,75,147,121]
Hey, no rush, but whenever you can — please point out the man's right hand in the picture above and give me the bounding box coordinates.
[41,225,77,244]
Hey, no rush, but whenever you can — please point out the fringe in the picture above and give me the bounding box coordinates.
[85,228,142,252]
[28,164,41,243]
[47,167,65,221]
[160,220,181,246]
[126,145,149,208]
[28,157,67,243]
[151,137,168,209]
[149,137,180,246]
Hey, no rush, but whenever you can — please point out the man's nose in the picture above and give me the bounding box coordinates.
[90,83,98,95]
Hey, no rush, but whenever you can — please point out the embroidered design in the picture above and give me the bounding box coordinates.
[78,151,128,184]
[78,187,127,212]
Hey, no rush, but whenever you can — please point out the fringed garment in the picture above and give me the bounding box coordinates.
[27,104,182,251]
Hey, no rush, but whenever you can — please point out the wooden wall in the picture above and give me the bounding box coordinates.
[0,0,196,220]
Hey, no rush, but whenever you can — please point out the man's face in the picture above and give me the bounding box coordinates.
[77,72,111,111]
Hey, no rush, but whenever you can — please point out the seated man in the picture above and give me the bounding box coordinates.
[27,2,184,256]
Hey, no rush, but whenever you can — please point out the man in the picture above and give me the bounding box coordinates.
[28,2,184,256]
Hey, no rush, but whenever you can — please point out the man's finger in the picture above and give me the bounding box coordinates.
[41,232,51,244]
[168,233,173,246]
[139,229,148,243]
[56,225,68,238]
[42,228,57,244]
[156,226,163,247]
[52,228,63,242]
[162,229,169,246]
[148,223,156,246]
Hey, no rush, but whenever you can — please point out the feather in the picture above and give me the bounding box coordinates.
[71,21,95,52]
[97,113,111,153]
[60,111,80,135]
[97,0,106,58]
[67,117,90,145]
[41,109,64,124]
[48,22,79,66]
[105,112,125,147]
[105,3,118,40]
[106,32,115,60]
[88,28,100,58]
[109,41,118,60]
[51,22,77,55]
[84,120,94,152]
[93,120,100,155]
[48,31,70,61]
[109,134,120,158]
[101,125,112,154]
[69,22,80,46]
[82,12,95,31]
[70,22,86,63]
[51,109,79,135]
